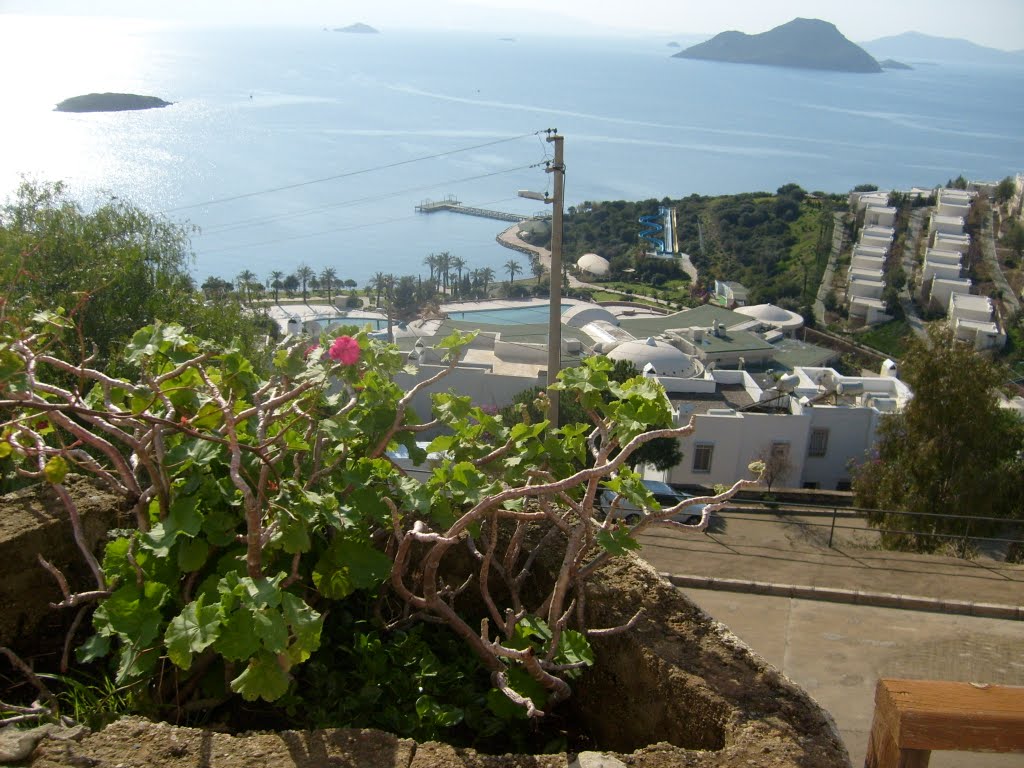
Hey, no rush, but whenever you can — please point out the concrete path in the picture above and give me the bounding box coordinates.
[635,509,1023,767]
[982,210,1020,314]
[899,208,928,338]
[813,212,847,325]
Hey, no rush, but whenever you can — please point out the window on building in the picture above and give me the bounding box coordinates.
[836,480,852,492]
[808,428,829,457]
[771,441,790,460]
[692,443,714,473]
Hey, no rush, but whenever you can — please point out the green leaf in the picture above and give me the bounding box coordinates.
[253,608,289,653]
[165,596,222,669]
[281,592,323,663]
[94,583,168,647]
[595,525,642,556]
[214,609,261,661]
[43,455,68,484]
[312,537,392,599]
[75,633,111,664]
[177,537,210,572]
[230,650,291,702]
[554,630,594,668]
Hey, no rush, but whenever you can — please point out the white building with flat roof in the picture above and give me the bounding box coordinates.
[849,190,891,212]
[933,231,970,254]
[924,248,963,267]
[929,277,972,308]
[929,214,966,237]
[853,244,888,260]
[947,293,1006,350]
[860,226,896,250]
[654,364,912,491]
[847,275,885,300]
[849,296,892,326]
[851,254,886,272]
[865,205,897,228]
[922,259,962,283]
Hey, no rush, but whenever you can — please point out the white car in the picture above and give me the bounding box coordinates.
[598,479,706,526]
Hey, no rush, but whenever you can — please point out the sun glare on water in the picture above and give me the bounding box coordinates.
[0,15,166,199]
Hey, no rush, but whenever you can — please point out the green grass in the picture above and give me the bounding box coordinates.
[858,319,913,358]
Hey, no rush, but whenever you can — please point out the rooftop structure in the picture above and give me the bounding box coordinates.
[576,252,610,276]
[651,362,913,491]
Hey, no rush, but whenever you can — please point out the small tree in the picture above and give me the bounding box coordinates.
[852,325,1024,553]
[755,443,794,492]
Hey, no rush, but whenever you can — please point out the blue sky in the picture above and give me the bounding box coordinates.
[2,0,1023,50]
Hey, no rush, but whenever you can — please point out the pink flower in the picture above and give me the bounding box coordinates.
[328,335,360,365]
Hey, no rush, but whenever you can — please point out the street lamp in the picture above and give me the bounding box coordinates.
[517,130,564,428]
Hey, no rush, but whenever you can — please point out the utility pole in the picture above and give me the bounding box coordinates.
[518,129,564,429]
[545,130,565,428]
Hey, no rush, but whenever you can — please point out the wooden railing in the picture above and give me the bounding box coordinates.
[865,678,1024,767]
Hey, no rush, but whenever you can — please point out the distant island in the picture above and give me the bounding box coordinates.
[55,93,172,113]
[861,31,1023,66]
[674,18,882,73]
[333,23,379,34]
[879,59,912,70]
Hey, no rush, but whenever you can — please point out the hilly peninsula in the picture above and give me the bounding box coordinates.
[56,93,172,113]
[674,18,882,73]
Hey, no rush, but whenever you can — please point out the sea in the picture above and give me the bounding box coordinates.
[2,15,1023,286]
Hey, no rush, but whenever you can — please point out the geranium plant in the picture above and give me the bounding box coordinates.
[0,312,760,721]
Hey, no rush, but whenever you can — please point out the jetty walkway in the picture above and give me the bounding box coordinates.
[415,196,531,223]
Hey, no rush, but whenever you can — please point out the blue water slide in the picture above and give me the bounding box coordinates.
[638,206,668,253]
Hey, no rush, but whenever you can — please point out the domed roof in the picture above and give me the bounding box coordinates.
[576,252,610,276]
[734,303,804,330]
[607,337,702,378]
[562,304,618,328]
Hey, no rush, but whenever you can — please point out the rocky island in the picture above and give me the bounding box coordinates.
[55,93,172,113]
[674,18,882,73]
[333,23,379,34]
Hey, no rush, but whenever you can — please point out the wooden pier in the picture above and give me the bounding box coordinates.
[416,196,530,223]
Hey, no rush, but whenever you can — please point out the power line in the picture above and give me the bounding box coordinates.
[197,166,538,256]
[199,165,542,236]
[162,132,541,214]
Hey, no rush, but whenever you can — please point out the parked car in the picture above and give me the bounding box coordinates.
[598,479,706,526]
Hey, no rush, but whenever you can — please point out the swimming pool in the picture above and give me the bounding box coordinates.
[446,303,570,325]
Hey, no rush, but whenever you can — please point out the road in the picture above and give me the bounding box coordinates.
[636,509,1023,767]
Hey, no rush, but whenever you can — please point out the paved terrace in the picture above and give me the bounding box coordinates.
[637,510,1024,767]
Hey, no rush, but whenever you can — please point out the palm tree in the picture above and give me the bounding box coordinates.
[320,267,337,306]
[436,251,452,294]
[504,258,522,286]
[423,254,438,286]
[295,264,315,303]
[236,269,257,305]
[370,271,387,306]
[479,267,495,296]
[269,270,284,304]
[450,255,466,298]
[529,255,545,285]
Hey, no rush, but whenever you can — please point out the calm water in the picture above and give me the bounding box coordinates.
[2,16,1023,285]
[447,303,571,324]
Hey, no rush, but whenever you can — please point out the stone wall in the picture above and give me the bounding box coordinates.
[0,476,122,651]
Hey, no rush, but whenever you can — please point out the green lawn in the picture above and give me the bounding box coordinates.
[858,319,913,358]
